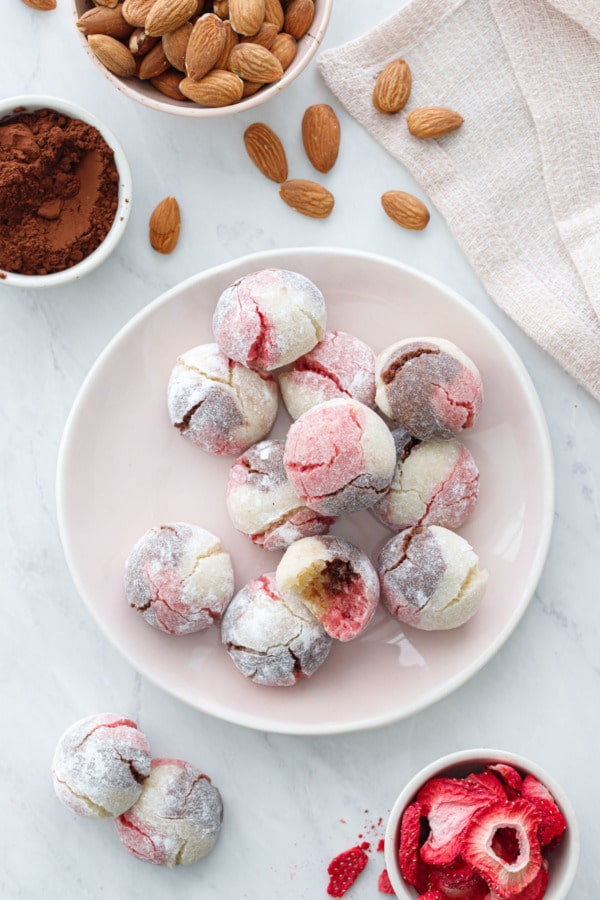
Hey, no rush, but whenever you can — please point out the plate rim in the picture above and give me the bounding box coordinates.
[56,246,555,735]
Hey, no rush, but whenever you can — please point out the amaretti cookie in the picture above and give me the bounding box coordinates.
[377,525,488,630]
[276,535,380,642]
[212,268,327,371]
[167,342,278,455]
[221,572,333,686]
[284,398,396,516]
[125,523,234,635]
[278,330,377,420]
[372,431,480,531]
[52,714,151,818]
[115,758,223,867]
[226,439,335,551]
[375,338,483,440]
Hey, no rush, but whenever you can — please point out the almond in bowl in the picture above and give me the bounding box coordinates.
[71,0,334,116]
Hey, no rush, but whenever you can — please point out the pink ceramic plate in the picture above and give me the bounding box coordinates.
[57,248,553,735]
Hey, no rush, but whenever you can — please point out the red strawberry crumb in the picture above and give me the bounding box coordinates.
[361,841,370,851]
[377,839,385,852]
[326,845,369,897]
[378,868,395,894]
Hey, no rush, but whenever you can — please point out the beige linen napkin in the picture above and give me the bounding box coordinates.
[319,0,600,401]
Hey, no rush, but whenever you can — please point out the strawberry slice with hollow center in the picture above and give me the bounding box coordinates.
[326,845,369,897]
[417,776,505,865]
[488,859,549,900]
[461,799,542,898]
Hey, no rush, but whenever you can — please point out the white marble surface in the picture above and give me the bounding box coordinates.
[1,1,599,897]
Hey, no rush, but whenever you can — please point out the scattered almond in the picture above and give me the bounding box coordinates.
[244,122,288,182]
[185,13,227,81]
[381,190,430,230]
[229,0,265,36]
[179,70,244,105]
[88,33,137,77]
[149,196,181,253]
[302,103,340,174]
[20,0,56,9]
[372,59,411,114]
[77,5,134,38]
[406,106,463,138]
[145,0,198,37]
[228,42,282,82]
[279,179,334,218]
[283,0,313,39]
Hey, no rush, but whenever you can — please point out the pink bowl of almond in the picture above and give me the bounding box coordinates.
[71,0,333,117]
[384,749,579,900]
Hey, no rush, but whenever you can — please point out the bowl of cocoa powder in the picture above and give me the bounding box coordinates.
[0,95,132,287]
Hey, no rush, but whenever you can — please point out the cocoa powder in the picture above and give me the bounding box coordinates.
[0,108,120,276]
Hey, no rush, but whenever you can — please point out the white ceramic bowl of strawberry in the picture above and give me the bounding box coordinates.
[384,749,580,900]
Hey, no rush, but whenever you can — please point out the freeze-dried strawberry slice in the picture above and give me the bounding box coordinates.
[462,799,542,898]
[427,856,490,899]
[417,891,446,900]
[417,776,503,865]
[466,770,508,798]
[326,845,369,897]
[488,765,523,799]
[398,801,423,885]
[378,868,395,894]
[489,859,549,900]
[520,774,567,846]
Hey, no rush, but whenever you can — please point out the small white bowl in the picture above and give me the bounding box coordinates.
[0,95,132,289]
[71,0,334,117]
[384,749,579,900]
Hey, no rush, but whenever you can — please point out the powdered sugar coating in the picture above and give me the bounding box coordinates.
[226,439,335,551]
[221,572,333,686]
[377,525,488,630]
[284,398,396,516]
[278,330,376,420]
[212,268,326,371]
[52,714,151,818]
[375,337,484,441]
[167,343,278,455]
[373,434,480,531]
[115,759,223,867]
[276,535,380,642]
[125,523,234,635]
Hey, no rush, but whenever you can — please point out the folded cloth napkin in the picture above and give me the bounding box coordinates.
[319,0,600,402]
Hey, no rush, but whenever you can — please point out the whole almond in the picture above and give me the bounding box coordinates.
[241,21,278,48]
[129,27,160,54]
[149,196,181,254]
[122,0,156,26]
[145,0,198,36]
[263,0,284,30]
[20,0,56,9]
[93,0,120,7]
[302,103,340,174]
[283,0,313,39]
[228,42,282,82]
[185,13,227,80]
[407,106,464,138]
[138,40,170,78]
[179,70,244,104]
[88,33,137,76]
[213,0,229,17]
[229,0,265,35]
[279,179,334,218]
[151,68,188,99]
[373,59,411,114]
[381,191,430,230]
[270,31,296,70]
[77,5,133,38]
[214,20,238,69]
[242,79,264,97]
[163,21,193,70]
[244,122,288,182]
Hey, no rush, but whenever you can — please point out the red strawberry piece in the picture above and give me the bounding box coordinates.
[417,777,503,866]
[417,892,446,900]
[398,801,423,885]
[326,845,369,897]
[520,775,567,846]
[466,770,508,798]
[488,859,549,900]
[427,857,490,899]
[378,868,395,894]
[487,765,523,799]
[462,799,542,898]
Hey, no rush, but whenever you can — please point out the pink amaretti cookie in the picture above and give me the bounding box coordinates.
[115,758,223,867]
[373,429,480,531]
[124,523,234,635]
[284,398,396,515]
[278,330,376,420]
[226,439,334,551]
[52,713,151,818]
[276,535,380,642]
[375,337,483,441]
[212,267,326,371]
